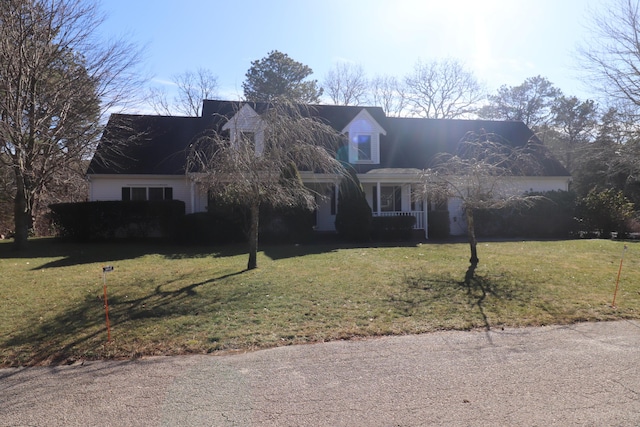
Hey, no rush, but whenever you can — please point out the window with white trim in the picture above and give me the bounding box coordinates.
[381,186,402,212]
[223,105,264,155]
[372,186,402,212]
[121,187,173,201]
[238,131,255,145]
[343,109,386,164]
[354,134,372,161]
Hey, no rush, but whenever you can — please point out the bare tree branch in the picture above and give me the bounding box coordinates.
[368,74,408,117]
[405,58,485,119]
[579,0,640,108]
[323,62,368,106]
[148,68,219,116]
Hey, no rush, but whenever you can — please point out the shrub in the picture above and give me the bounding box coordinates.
[520,191,578,238]
[427,210,450,239]
[475,191,578,238]
[371,215,416,241]
[335,168,372,242]
[203,194,316,245]
[49,200,185,241]
[176,212,245,245]
[259,205,315,244]
[576,188,635,238]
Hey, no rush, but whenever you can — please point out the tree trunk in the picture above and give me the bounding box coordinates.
[13,174,31,251]
[466,208,479,265]
[247,201,259,270]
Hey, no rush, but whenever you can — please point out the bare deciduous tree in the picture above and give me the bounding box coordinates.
[323,62,368,106]
[421,133,542,265]
[579,0,640,108]
[368,74,408,117]
[0,153,14,237]
[405,58,484,119]
[0,0,143,250]
[188,101,345,270]
[149,68,219,116]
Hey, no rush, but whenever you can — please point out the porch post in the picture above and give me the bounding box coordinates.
[424,200,429,239]
[190,181,196,214]
[376,182,381,216]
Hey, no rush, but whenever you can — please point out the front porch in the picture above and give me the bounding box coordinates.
[363,180,427,238]
[372,210,425,230]
[303,173,429,238]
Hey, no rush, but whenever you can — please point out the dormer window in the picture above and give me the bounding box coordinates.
[239,131,255,145]
[342,109,386,165]
[354,134,372,161]
[222,104,264,155]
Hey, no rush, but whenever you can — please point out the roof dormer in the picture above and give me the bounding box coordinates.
[341,108,387,164]
[222,103,266,154]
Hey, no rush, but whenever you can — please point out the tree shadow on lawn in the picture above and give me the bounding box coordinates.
[390,264,537,331]
[0,239,250,270]
[3,237,426,269]
[262,240,423,261]
[1,269,248,367]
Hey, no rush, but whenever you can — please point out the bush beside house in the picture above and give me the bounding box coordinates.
[475,191,578,238]
[53,189,631,245]
[50,200,185,241]
[576,188,636,238]
[427,210,451,239]
[371,215,416,241]
[335,169,372,242]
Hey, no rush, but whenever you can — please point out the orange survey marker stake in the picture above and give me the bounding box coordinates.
[611,245,627,309]
[102,266,114,341]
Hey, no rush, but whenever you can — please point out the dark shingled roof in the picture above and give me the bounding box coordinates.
[200,100,388,131]
[88,100,569,177]
[357,117,569,176]
[87,114,205,175]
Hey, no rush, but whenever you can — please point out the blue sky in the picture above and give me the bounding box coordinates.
[100,0,602,113]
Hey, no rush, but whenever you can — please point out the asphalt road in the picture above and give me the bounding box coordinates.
[1,320,639,426]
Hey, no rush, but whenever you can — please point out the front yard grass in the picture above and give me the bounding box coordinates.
[1,238,639,367]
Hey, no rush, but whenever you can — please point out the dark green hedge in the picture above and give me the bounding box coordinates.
[259,205,316,244]
[427,210,450,239]
[475,191,578,238]
[49,200,185,241]
[175,212,245,245]
[335,169,372,242]
[371,215,416,241]
[175,204,316,245]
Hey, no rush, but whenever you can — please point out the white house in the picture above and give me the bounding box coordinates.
[87,100,570,238]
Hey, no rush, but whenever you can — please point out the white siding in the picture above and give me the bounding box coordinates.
[193,184,209,213]
[88,175,197,213]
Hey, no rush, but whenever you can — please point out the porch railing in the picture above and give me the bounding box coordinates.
[372,211,425,230]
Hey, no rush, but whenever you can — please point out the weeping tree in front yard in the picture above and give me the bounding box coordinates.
[188,100,345,270]
[421,131,545,265]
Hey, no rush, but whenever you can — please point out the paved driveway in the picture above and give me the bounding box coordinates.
[1,320,639,426]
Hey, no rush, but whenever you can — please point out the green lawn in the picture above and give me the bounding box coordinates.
[1,238,639,367]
